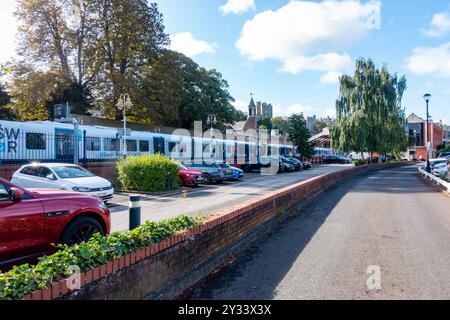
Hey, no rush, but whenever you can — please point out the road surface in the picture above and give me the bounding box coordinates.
[188,165,450,300]
[110,164,352,232]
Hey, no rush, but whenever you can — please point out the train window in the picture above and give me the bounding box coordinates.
[169,142,177,152]
[104,138,120,152]
[26,133,46,150]
[139,141,149,152]
[126,139,137,152]
[86,137,101,151]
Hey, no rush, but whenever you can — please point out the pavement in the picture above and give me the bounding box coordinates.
[187,165,450,300]
[109,164,352,232]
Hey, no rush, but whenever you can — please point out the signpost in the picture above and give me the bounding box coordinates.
[54,103,80,164]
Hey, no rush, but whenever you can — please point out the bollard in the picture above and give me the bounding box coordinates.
[129,195,141,230]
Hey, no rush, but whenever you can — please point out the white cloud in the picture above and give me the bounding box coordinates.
[169,32,216,58]
[322,107,337,118]
[236,0,380,82]
[220,0,256,15]
[424,12,450,38]
[406,42,450,78]
[233,99,248,113]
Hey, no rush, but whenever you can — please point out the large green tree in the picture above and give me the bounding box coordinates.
[332,58,407,156]
[287,113,315,157]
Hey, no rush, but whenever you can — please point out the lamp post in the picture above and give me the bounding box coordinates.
[116,94,134,157]
[423,93,431,173]
[206,114,217,131]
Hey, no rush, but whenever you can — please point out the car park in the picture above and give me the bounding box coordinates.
[178,164,204,187]
[218,163,244,181]
[0,177,110,269]
[11,163,114,202]
[182,162,225,184]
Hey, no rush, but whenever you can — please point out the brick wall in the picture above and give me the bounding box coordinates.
[22,162,410,300]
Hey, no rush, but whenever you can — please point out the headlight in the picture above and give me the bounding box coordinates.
[99,201,108,210]
[73,187,91,192]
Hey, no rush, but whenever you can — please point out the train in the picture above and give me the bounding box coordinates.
[0,119,299,170]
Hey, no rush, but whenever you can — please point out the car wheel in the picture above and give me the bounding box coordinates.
[204,174,212,185]
[60,216,105,246]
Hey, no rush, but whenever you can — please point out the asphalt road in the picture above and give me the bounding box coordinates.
[188,165,450,300]
[109,164,352,232]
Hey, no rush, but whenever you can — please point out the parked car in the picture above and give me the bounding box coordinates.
[439,152,450,159]
[218,162,244,181]
[279,158,295,173]
[0,177,110,269]
[302,161,312,170]
[432,161,448,178]
[178,164,204,187]
[182,162,225,184]
[323,156,347,164]
[281,156,303,171]
[430,159,448,171]
[11,163,114,202]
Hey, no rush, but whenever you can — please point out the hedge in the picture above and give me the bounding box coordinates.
[117,154,180,192]
[0,215,203,300]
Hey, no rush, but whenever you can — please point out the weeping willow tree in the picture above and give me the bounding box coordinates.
[331,59,407,156]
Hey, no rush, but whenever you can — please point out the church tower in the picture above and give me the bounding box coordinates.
[248,94,257,117]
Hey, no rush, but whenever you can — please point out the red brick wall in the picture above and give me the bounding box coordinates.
[21,162,410,300]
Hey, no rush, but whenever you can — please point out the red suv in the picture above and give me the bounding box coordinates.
[0,178,110,269]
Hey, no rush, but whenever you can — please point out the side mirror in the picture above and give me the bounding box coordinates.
[11,188,25,202]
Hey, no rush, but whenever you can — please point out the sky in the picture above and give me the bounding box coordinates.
[0,0,449,124]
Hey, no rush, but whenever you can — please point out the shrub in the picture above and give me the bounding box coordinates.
[353,159,367,167]
[117,154,180,192]
[0,215,203,300]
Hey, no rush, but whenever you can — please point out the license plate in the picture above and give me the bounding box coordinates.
[226,169,232,174]
[98,192,108,197]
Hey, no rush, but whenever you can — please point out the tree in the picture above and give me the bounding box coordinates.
[258,118,273,130]
[272,117,289,135]
[332,58,407,156]
[287,113,315,157]
[0,83,16,120]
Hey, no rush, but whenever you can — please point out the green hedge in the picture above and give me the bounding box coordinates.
[353,159,367,167]
[0,215,202,300]
[117,154,180,192]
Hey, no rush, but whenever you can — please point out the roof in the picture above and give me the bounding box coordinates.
[309,127,331,142]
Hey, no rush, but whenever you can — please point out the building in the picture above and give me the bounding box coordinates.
[307,116,317,134]
[406,113,444,160]
[443,124,450,147]
[262,102,273,119]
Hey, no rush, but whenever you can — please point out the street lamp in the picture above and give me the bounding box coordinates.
[423,93,431,173]
[116,93,134,157]
[206,114,217,131]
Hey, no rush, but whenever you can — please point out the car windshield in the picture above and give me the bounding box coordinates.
[178,164,188,170]
[53,166,96,179]
[219,163,230,168]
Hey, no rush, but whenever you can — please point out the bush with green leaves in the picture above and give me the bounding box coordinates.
[0,215,202,300]
[117,154,180,192]
[353,159,367,167]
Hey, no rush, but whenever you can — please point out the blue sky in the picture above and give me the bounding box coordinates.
[1,0,449,124]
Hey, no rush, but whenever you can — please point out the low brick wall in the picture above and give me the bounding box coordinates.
[0,162,118,182]
[23,162,411,300]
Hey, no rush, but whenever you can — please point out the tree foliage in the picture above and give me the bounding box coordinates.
[8,1,243,128]
[287,113,315,157]
[332,58,407,155]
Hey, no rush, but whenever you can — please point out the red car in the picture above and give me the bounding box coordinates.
[178,164,204,187]
[0,178,110,269]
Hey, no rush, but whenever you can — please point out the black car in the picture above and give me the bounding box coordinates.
[279,158,295,173]
[439,152,450,159]
[302,161,312,170]
[281,156,303,171]
[323,156,347,164]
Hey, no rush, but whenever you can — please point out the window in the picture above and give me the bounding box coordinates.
[86,137,101,151]
[26,133,46,150]
[53,166,95,179]
[139,140,149,152]
[0,183,10,201]
[126,139,137,152]
[104,138,120,152]
[169,142,177,153]
[21,166,39,177]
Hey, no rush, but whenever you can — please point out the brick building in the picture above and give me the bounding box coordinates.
[406,113,444,160]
